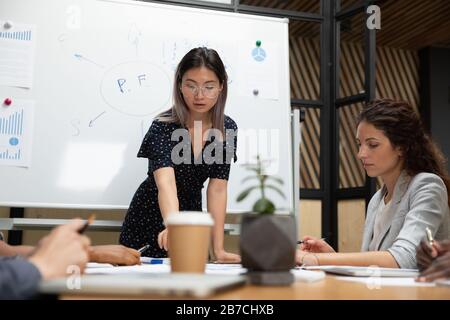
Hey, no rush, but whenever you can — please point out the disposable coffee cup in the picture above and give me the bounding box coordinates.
[166,211,214,273]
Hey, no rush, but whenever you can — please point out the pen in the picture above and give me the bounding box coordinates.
[138,244,150,254]
[147,259,164,264]
[140,257,167,264]
[297,238,326,245]
[78,214,95,234]
[426,227,434,247]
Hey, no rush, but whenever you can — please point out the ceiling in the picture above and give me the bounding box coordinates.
[239,0,450,50]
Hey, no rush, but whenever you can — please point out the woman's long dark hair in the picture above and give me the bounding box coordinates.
[358,99,450,207]
[157,47,228,136]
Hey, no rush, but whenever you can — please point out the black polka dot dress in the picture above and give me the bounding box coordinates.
[119,115,238,257]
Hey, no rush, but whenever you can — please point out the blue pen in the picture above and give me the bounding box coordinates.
[149,259,163,264]
[141,258,164,264]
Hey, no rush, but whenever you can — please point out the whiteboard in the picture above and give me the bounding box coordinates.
[0,0,294,214]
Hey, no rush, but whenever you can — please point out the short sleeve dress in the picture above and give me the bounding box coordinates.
[119,115,238,257]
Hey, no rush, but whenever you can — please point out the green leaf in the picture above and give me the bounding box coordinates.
[266,185,285,199]
[252,198,275,214]
[244,167,260,175]
[236,186,258,202]
[267,176,284,185]
[241,176,258,183]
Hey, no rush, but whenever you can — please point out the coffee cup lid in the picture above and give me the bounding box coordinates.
[166,211,214,226]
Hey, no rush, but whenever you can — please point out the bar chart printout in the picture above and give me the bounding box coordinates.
[0,99,34,167]
[0,22,36,88]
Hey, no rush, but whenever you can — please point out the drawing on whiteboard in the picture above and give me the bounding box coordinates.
[58,33,67,42]
[74,53,104,69]
[162,39,234,84]
[88,111,106,127]
[128,23,142,58]
[0,99,34,167]
[162,39,195,71]
[252,46,266,62]
[99,61,171,117]
[70,119,81,137]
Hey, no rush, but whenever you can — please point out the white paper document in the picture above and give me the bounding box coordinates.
[0,98,34,167]
[205,263,247,276]
[335,276,436,287]
[301,265,419,277]
[84,264,170,275]
[291,268,326,283]
[0,22,36,88]
[84,262,246,276]
[85,262,115,268]
[85,262,325,283]
[237,41,279,100]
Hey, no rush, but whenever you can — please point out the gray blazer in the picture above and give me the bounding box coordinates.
[361,171,450,269]
[0,256,42,299]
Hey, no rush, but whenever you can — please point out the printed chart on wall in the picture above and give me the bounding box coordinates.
[0,99,34,167]
[0,21,36,88]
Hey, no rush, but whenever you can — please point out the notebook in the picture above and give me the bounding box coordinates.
[302,265,419,277]
[39,273,246,298]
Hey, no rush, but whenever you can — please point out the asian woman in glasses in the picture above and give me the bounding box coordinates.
[120,47,240,263]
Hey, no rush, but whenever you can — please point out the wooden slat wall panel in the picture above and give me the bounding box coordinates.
[291,36,419,189]
[290,36,321,189]
[290,19,321,40]
[240,1,450,50]
[339,40,365,97]
[290,37,320,100]
[377,0,450,50]
[337,42,419,188]
[339,103,365,188]
[338,199,365,252]
[240,0,320,12]
[240,1,423,190]
[300,108,321,189]
[376,46,420,111]
[338,44,419,188]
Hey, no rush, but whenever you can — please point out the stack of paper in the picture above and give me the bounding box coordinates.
[291,268,326,283]
[301,265,419,277]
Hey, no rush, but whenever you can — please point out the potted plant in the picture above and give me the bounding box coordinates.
[237,156,297,285]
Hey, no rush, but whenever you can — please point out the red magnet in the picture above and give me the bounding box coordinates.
[3,98,12,106]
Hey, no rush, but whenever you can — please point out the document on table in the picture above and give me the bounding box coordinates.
[85,263,325,283]
[291,268,326,283]
[335,277,436,287]
[301,265,419,277]
[205,264,247,275]
[84,264,170,275]
[84,262,246,275]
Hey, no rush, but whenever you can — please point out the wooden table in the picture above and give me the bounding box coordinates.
[60,275,450,300]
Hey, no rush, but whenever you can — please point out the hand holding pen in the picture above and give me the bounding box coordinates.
[78,214,95,234]
[138,244,150,254]
[416,227,439,271]
[425,226,439,260]
[297,238,326,245]
[298,236,335,253]
[417,229,450,280]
